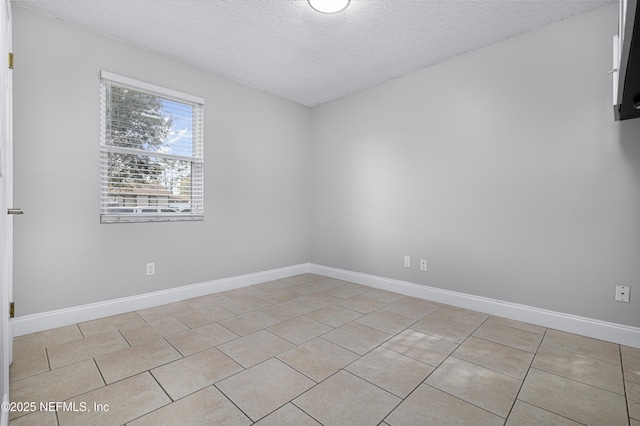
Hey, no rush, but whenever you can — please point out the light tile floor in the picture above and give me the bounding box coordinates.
[8,274,639,425]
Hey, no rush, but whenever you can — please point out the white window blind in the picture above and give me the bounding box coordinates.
[100,71,205,223]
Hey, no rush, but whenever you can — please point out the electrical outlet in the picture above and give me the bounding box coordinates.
[615,285,630,303]
[146,262,155,276]
[404,256,411,268]
[420,259,427,271]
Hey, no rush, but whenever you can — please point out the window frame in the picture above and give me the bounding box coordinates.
[99,71,205,224]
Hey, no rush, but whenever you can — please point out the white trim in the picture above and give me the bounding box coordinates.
[99,71,205,224]
[100,70,205,105]
[1,1,11,424]
[13,263,310,336]
[1,394,7,426]
[106,145,199,163]
[310,264,640,348]
[12,262,640,348]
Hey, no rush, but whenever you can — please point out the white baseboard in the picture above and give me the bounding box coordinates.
[311,264,640,348]
[13,263,310,337]
[13,262,640,348]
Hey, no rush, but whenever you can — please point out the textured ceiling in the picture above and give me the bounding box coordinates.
[14,0,613,106]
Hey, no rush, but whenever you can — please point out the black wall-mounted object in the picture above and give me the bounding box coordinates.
[615,0,640,121]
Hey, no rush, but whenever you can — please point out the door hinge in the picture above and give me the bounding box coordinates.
[8,52,14,69]
[9,302,14,319]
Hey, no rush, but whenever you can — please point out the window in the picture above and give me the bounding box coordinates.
[100,71,204,223]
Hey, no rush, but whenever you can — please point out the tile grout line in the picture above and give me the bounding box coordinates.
[294,309,463,424]
[287,369,348,424]
[123,370,183,425]
[415,315,515,422]
[469,332,540,356]
[161,334,186,358]
[380,379,425,425]
[92,357,107,387]
[511,388,589,426]
[45,345,52,372]
[337,370,406,424]
[116,327,132,347]
[542,330,626,365]
[503,326,547,423]
[511,336,606,426]
[448,338,538,382]
[244,352,343,425]
[212,382,258,423]
[76,323,85,339]
[619,343,632,425]
[267,324,404,424]
[288,400,325,426]
[148,368,175,403]
[420,383,508,422]
[520,330,629,399]
[529,365,628,397]
[274,353,324,385]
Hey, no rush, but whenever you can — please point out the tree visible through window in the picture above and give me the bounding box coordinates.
[100,71,204,223]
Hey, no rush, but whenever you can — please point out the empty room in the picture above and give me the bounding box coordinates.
[0,0,639,425]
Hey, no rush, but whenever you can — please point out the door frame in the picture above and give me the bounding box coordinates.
[1,1,12,425]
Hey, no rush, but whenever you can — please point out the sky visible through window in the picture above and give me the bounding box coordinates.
[138,98,195,201]
[156,99,193,157]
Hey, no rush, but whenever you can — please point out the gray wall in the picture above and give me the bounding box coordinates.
[310,4,640,327]
[13,4,640,329]
[13,7,311,316]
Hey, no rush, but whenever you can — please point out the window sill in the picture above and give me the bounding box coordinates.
[100,214,204,224]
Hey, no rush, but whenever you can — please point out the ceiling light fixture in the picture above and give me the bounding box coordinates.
[308,0,350,14]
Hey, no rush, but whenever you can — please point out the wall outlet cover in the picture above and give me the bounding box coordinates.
[615,285,630,303]
[420,259,427,271]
